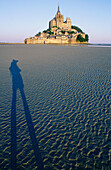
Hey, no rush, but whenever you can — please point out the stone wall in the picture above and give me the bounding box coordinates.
[25,37,77,45]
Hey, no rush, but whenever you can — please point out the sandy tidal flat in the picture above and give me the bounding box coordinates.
[0,44,111,169]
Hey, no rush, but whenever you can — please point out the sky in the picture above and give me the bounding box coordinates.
[0,0,111,44]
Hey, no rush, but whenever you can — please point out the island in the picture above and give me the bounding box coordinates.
[24,5,89,45]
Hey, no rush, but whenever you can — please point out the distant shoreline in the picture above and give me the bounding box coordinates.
[0,43,24,44]
[0,42,111,47]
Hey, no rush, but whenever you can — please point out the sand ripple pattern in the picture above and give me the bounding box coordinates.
[0,45,111,169]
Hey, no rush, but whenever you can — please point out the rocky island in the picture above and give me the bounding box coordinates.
[24,5,89,45]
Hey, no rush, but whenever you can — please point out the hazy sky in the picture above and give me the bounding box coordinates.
[0,0,111,43]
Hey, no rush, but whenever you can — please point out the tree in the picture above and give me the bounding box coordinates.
[71,25,83,33]
[85,34,89,42]
[49,31,54,35]
[35,32,41,36]
[76,34,85,42]
[71,31,75,34]
[47,29,51,32]
[67,31,71,34]
[76,34,89,42]
[43,28,51,34]
[43,30,47,33]
[61,30,65,34]
[67,31,75,34]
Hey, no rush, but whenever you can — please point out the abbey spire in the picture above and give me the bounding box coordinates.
[58,0,60,12]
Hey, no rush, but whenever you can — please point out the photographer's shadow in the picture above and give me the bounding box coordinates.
[9,59,44,169]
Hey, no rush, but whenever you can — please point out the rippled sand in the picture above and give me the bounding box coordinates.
[0,44,111,169]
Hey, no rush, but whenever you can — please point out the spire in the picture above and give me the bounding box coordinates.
[58,0,60,12]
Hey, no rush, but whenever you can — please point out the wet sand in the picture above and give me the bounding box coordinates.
[0,44,111,169]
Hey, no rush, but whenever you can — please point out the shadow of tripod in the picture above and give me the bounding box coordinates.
[9,60,44,170]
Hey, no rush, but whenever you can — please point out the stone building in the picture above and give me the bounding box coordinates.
[49,5,71,30]
[24,4,88,44]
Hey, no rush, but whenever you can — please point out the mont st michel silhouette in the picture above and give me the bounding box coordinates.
[25,3,89,44]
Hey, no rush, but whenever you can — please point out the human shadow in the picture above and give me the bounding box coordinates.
[9,59,44,170]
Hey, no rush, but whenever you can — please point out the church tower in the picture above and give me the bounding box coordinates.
[49,2,71,30]
[55,3,64,27]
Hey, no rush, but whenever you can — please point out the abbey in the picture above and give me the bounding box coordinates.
[49,6,71,30]
[24,4,88,44]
